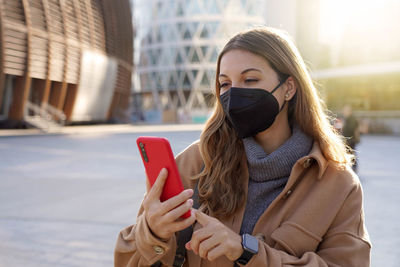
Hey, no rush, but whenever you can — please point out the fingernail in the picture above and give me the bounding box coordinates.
[186,189,193,196]
[188,199,193,206]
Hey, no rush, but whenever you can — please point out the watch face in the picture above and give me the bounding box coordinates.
[243,234,258,254]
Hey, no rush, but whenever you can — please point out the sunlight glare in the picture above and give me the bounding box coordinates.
[319,0,391,44]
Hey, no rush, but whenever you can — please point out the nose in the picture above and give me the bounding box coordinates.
[230,84,241,89]
[230,81,242,88]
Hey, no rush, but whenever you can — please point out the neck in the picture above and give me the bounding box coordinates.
[254,110,292,154]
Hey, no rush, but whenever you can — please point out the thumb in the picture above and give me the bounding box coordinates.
[195,210,211,226]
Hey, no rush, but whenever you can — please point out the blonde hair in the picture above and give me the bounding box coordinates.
[196,27,352,219]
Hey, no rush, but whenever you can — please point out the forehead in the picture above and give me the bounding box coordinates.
[219,49,272,74]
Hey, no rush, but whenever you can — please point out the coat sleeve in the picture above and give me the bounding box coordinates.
[114,209,177,267]
[245,181,371,267]
[114,141,202,267]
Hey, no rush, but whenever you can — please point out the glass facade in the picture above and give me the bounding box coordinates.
[133,0,266,116]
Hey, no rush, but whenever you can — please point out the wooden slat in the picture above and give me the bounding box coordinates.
[30,62,47,70]
[2,47,25,57]
[78,0,91,45]
[31,35,47,44]
[30,55,47,62]
[30,54,47,62]
[63,0,79,41]
[30,28,48,38]
[30,50,48,57]
[4,1,22,8]
[66,39,80,47]
[90,0,105,50]
[48,0,64,35]
[3,22,28,33]
[4,42,27,52]
[4,34,27,44]
[3,67,24,76]
[30,72,46,80]
[4,29,26,39]
[3,0,25,25]
[29,0,47,30]
[0,0,5,106]
[30,43,48,50]
[3,12,25,23]
[4,54,26,64]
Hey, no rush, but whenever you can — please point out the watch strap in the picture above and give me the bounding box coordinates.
[234,234,258,265]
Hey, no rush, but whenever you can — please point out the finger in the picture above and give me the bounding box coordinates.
[164,199,193,221]
[145,175,151,192]
[190,228,213,255]
[206,244,225,262]
[167,210,196,233]
[161,189,193,213]
[147,168,168,200]
[195,210,212,226]
[198,236,219,259]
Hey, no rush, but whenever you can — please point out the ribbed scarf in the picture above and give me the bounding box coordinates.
[240,126,313,234]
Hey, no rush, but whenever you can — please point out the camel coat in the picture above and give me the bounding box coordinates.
[115,141,371,266]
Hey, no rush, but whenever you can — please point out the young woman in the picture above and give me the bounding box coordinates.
[115,27,371,266]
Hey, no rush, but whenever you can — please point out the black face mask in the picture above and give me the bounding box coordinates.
[220,79,287,139]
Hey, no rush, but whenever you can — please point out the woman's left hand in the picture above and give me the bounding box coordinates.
[185,210,243,261]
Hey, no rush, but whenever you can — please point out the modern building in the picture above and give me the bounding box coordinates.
[295,0,400,134]
[0,0,133,129]
[132,0,266,123]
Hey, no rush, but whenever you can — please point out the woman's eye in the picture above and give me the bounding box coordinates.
[220,82,229,88]
[245,78,258,83]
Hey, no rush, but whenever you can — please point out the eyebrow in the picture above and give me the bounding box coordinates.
[219,68,262,78]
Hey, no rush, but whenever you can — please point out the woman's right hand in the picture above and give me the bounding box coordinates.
[143,168,196,240]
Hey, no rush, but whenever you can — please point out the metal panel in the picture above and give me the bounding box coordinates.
[70,50,117,121]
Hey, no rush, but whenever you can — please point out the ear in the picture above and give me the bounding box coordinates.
[284,76,297,101]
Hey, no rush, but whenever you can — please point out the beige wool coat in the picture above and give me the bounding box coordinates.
[115,141,371,266]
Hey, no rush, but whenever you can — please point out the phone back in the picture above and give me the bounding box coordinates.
[136,136,184,202]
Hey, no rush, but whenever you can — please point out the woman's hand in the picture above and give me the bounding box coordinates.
[186,210,243,261]
[142,168,196,240]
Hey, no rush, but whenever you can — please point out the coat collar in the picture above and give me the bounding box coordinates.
[300,142,329,179]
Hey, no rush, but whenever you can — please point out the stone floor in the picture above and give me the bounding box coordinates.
[0,126,398,266]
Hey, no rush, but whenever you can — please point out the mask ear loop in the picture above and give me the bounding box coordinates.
[270,76,288,94]
[270,76,289,112]
[279,100,286,112]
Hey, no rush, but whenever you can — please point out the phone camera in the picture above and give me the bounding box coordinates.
[139,142,148,162]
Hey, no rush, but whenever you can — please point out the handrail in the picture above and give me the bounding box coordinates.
[44,103,67,122]
[24,100,66,126]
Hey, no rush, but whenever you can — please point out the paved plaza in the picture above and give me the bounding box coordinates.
[0,125,399,266]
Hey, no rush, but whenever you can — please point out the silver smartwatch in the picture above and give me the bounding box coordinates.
[235,234,259,265]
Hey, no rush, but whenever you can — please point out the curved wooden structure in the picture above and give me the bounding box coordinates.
[0,0,133,127]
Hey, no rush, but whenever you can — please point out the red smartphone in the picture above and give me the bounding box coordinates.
[136,136,191,219]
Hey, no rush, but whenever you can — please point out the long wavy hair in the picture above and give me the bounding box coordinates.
[196,27,352,220]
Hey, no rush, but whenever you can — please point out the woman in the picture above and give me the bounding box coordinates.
[115,27,371,266]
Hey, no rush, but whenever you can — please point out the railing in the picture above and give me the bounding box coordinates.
[24,101,66,131]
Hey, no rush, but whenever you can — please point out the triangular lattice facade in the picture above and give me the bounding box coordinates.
[134,0,266,119]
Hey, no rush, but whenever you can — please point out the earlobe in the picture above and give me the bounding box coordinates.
[285,76,297,100]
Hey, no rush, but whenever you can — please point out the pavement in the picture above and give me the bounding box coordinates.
[0,124,399,266]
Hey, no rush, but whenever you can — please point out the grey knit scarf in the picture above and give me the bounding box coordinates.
[240,126,313,234]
